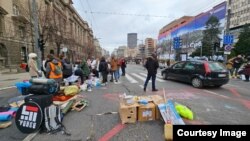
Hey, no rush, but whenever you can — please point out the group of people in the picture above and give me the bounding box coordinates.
[27,52,127,86]
[226,55,250,82]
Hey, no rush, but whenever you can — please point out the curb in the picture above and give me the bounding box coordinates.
[0,86,16,91]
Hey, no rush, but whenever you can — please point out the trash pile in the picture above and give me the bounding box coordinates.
[118,92,194,141]
[1,78,90,135]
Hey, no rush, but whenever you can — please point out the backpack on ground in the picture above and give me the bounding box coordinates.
[43,105,70,135]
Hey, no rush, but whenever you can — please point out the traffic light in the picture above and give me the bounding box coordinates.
[38,38,45,50]
[213,42,220,51]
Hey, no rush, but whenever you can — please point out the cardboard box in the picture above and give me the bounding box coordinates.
[119,102,139,124]
[151,95,165,120]
[138,102,156,122]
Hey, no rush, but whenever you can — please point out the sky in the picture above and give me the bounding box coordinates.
[73,0,225,53]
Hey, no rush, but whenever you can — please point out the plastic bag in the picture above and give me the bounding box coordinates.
[80,84,87,91]
[64,85,79,96]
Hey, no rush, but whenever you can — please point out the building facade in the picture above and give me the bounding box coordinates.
[127,33,137,49]
[158,2,226,59]
[0,0,94,69]
[227,0,250,43]
[145,38,157,57]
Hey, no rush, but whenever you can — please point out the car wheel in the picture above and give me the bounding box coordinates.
[163,73,168,80]
[191,77,203,88]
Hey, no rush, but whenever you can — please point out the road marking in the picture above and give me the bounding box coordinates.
[131,73,149,82]
[228,88,242,97]
[0,86,16,91]
[23,130,40,141]
[203,90,229,99]
[157,74,162,78]
[125,74,138,83]
[225,84,239,87]
[139,73,165,82]
[98,123,126,141]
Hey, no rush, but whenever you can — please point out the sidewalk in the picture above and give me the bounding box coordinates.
[0,70,29,89]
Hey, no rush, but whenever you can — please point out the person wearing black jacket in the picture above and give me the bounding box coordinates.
[143,53,159,92]
[99,56,108,84]
[62,58,73,79]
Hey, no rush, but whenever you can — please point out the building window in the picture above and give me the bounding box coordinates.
[19,26,25,38]
[13,5,19,15]
[0,16,3,36]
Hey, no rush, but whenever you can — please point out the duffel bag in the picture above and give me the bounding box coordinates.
[24,95,53,111]
[28,83,59,95]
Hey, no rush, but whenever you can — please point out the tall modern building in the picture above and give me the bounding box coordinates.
[127,33,137,49]
[227,0,250,43]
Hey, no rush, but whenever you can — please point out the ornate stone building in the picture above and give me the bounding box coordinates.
[0,0,94,69]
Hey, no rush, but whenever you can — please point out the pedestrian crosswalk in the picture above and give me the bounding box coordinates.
[123,72,165,84]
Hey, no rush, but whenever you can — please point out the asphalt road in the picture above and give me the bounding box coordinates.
[0,64,250,141]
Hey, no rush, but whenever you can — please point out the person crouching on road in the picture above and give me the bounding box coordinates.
[28,53,40,78]
[46,58,63,83]
[143,53,159,92]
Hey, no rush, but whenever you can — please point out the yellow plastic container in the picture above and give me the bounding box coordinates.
[164,124,173,141]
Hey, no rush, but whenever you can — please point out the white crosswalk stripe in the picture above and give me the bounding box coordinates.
[131,73,150,82]
[139,73,165,82]
[125,74,138,83]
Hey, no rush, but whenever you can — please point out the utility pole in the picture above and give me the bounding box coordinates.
[31,0,41,69]
[224,5,231,64]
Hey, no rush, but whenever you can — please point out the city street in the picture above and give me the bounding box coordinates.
[0,64,250,141]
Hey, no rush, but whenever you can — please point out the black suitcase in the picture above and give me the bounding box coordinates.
[28,83,59,95]
[24,95,53,110]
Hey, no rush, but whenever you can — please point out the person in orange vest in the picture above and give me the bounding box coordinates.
[46,58,63,83]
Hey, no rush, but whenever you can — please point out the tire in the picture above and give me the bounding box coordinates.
[191,77,203,88]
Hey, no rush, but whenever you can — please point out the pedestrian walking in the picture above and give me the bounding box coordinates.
[28,53,40,78]
[110,56,118,82]
[99,56,108,84]
[121,58,126,76]
[143,53,159,92]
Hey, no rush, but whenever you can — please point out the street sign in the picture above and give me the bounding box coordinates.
[224,45,232,51]
[224,51,231,55]
[223,35,234,45]
[173,37,182,49]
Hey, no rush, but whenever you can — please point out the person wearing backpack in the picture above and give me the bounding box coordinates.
[46,58,63,83]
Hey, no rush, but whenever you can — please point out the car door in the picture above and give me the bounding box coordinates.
[168,62,186,80]
[181,61,196,82]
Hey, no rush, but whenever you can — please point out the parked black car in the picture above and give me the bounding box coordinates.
[161,60,229,88]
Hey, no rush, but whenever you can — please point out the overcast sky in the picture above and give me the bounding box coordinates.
[73,0,225,53]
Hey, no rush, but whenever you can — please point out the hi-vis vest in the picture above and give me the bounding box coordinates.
[49,62,62,79]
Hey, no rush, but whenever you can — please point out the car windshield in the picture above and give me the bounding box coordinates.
[208,62,226,71]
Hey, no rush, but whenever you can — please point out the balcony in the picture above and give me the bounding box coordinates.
[0,6,8,15]
[11,15,29,23]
